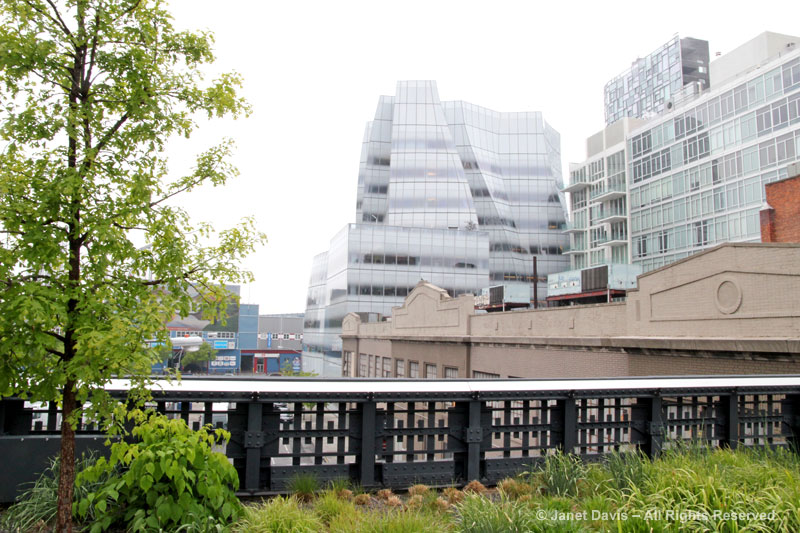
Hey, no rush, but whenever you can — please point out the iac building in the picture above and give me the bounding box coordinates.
[302,81,569,376]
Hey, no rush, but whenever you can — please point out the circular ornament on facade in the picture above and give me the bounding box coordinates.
[715,279,742,315]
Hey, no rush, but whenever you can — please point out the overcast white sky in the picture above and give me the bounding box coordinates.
[164,0,799,314]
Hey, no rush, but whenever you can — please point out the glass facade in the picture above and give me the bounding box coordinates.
[628,49,800,272]
[304,81,568,376]
[604,36,710,125]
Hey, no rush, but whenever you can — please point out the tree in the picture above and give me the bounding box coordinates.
[180,341,217,372]
[280,358,316,377]
[0,1,264,531]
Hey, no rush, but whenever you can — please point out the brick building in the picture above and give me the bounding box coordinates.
[341,243,800,379]
[761,163,800,243]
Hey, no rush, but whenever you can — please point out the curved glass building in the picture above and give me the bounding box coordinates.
[303,81,569,376]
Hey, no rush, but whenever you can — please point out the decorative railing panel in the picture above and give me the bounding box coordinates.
[1,376,799,501]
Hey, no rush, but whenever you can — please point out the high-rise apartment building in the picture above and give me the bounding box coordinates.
[303,81,569,376]
[628,33,800,272]
[564,118,648,269]
[604,36,710,125]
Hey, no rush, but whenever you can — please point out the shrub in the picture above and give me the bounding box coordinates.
[385,495,403,508]
[288,473,319,503]
[336,488,354,501]
[497,477,532,500]
[233,496,321,533]
[463,480,487,494]
[376,488,394,501]
[433,497,450,512]
[442,486,464,504]
[1,452,112,532]
[75,411,240,533]
[407,484,429,497]
[405,494,424,510]
[354,493,372,506]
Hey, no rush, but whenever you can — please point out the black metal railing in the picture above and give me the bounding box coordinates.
[1,375,799,502]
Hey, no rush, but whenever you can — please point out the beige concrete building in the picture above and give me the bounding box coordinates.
[341,243,800,378]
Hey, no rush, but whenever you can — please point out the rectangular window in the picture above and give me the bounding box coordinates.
[444,367,459,379]
[359,353,367,378]
[409,361,419,378]
[383,357,391,377]
[473,371,500,379]
[424,363,437,379]
[395,359,405,378]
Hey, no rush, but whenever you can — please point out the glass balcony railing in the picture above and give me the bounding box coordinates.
[590,182,626,200]
[594,233,628,245]
[595,208,628,222]
[563,222,587,233]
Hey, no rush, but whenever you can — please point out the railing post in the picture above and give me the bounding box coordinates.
[466,399,482,482]
[244,400,262,491]
[359,398,377,487]
[783,394,800,453]
[556,395,577,454]
[633,394,663,458]
[717,392,739,450]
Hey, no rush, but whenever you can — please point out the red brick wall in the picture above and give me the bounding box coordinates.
[762,175,800,243]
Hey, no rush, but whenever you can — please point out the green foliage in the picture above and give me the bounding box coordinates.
[1,452,112,531]
[75,411,241,532]
[604,449,650,493]
[232,496,322,533]
[456,494,537,533]
[181,342,218,371]
[287,472,320,503]
[332,510,449,533]
[279,359,317,377]
[314,490,359,526]
[0,0,264,527]
[534,451,586,497]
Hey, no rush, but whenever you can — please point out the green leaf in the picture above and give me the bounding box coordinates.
[139,475,154,493]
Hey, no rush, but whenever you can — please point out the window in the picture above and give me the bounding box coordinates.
[343,351,352,376]
[395,359,405,378]
[359,353,367,377]
[409,361,419,378]
[382,357,391,377]
[473,371,500,379]
[444,367,459,379]
[425,363,437,379]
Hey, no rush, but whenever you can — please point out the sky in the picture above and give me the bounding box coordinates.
[163,0,799,314]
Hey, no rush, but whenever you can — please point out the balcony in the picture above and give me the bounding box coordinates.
[595,208,628,224]
[562,222,587,234]
[590,182,627,203]
[562,243,587,255]
[596,233,629,247]
[561,175,591,193]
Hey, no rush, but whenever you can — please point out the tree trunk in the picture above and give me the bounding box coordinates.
[55,380,77,533]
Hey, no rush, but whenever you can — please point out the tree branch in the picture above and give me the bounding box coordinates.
[45,330,66,343]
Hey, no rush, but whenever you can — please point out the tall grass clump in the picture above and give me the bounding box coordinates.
[314,490,359,526]
[456,493,537,533]
[1,452,111,532]
[604,449,650,492]
[349,510,449,533]
[287,473,319,503]
[613,443,800,531]
[232,496,321,533]
[535,451,586,497]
